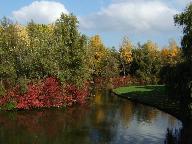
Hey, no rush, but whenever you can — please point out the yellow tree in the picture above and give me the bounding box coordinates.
[88,35,107,77]
[119,37,133,77]
[161,40,182,65]
[143,40,158,51]
[15,24,29,45]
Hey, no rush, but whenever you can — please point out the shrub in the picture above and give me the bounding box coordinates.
[0,77,90,110]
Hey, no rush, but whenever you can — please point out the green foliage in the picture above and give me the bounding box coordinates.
[130,41,161,84]
[99,49,119,78]
[87,35,119,79]
[3,101,16,110]
[160,62,192,99]
[17,77,29,94]
[0,13,91,97]
[162,3,192,109]
[174,3,192,61]
[0,82,6,96]
[54,13,90,86]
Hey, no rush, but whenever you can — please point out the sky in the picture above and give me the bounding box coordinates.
[0,0,191,48]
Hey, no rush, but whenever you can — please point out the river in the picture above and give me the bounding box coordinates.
[0,89,184,144]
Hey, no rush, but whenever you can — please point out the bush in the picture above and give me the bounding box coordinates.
[0,77,90,110]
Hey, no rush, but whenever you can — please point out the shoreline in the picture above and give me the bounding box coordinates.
[112,85,189,123]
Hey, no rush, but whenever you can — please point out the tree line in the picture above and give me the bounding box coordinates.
[0,13,182,94]
[0,4,191,110]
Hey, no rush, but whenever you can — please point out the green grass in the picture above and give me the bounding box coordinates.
[113,85,166,95]
[113,85,181,120]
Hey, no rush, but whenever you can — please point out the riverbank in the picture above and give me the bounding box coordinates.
[112,85,183,121]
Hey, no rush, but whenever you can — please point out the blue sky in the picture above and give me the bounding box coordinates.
[0,0,191,48]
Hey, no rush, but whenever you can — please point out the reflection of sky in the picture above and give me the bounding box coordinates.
[111,104,182,144]
[90,129,101,144]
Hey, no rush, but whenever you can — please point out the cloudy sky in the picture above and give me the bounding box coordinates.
[0,0,191,48]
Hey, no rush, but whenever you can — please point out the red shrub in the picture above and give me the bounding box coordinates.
[0,77,90,110]
[16,84,43,109]
[64,83,89,106]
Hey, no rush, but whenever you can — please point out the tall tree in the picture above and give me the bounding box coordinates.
[174,3,192,61]
[54,13,89,86]
[174,3,192,104]
[131,41,161,83]
[88,35,107,77]
[119,37,133,77]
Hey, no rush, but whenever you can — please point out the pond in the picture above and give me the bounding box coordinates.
[0,89,184,144]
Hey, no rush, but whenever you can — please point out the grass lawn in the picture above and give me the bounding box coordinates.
[113,85,181,119]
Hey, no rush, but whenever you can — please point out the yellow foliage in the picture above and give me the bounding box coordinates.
[90,35,103,48]
[15,24,29,45]
[89,35,107,63]
[120,37,133,64]
[145,41,158,52]
[161,40,181,65]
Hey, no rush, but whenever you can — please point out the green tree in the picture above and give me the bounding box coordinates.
[130,41,161,84]
[159,3,192,117]
[0,17,18,89]
[54,13,89,86]
[173,3,192,107]
[174,3,192,61]
[26,21,57,79]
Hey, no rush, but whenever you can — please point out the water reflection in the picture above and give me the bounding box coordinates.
[0,89,187,144]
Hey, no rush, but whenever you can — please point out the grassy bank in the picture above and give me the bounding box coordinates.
[113,85,182,120]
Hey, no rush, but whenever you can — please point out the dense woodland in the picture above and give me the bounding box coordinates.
[0,4,191,112]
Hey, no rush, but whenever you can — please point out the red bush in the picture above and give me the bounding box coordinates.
[64,83,89,106]
[0,77,90,110]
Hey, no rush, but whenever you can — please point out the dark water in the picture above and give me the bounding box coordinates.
[0,90,185,144]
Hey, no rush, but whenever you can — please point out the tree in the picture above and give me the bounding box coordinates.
[54,13,89,86]
[99,48,119,78]
[174,3,192,107]
[119,37,133,77]
[130,41,161,83]
[174,3,192,61]
[87,35,107,78]
[26,21,57,79]
[161,40,182,65]
[0,17,18,89]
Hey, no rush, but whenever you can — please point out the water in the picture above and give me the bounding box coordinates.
[0,89,184,144]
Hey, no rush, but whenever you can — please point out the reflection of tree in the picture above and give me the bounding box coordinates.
[168,116,177,128]
[120,101,134,127]
[94,90,102,105]
[164,128,182,144]
[89,89,119,144]
[0,107,90,144]
[134,103,158,123]
[164,123,192,144]
[95,108,105,124]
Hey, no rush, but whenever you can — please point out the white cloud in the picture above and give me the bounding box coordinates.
[12,1,69,24]
[174,0,191,5]
[112,0,191,8]
[80,1,178,34]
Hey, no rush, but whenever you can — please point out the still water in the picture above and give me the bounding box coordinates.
[0,90,183,144]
